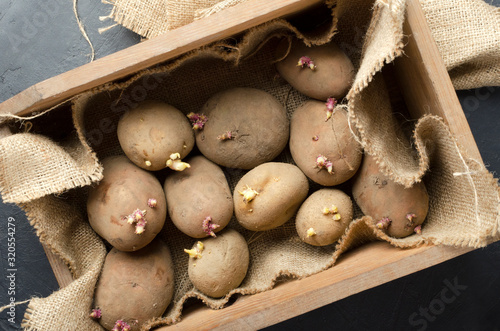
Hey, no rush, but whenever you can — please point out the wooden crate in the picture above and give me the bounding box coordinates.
[0,0,486,329]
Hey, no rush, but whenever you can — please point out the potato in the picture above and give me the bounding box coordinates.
[87,155,167,251]
[164,155,233,238]
[295,188,353,246]
[94,239,175,331]
[352,154,429,238]
[117,100,194,171]
[186,229,249,298]
[234,162,309,231]
[194,87,289,169]
[290,100,362,186]
[275,38,355,100]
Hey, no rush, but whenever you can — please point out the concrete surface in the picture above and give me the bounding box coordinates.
[0,0,499,330]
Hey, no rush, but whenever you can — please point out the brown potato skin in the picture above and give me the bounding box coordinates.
[117,100,194,171]
[275,39,355,100]
[195,88,289,169]
[164,155,233,238]
[234,162,309,231]
[352,154,429,238]
[290,100,362,186]
[296,189,353,246]
[87,155,167,251]
[94,240,175,331]
[187,229,249,298]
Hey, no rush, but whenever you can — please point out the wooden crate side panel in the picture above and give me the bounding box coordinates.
[393,0,482,161]
[17,0,486,330]
[165,243,472,330]
[0,0,322,118]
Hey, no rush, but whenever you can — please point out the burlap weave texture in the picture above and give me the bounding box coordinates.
[105,0,500,90]
[0,0,497,330]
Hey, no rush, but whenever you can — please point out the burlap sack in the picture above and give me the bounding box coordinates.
[104,0,500,90]
[105,0,246,38]
[420,0,500,90]
[0,0,498,330]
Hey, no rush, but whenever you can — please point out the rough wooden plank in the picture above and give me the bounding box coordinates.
[42,244,73,288]
[393,0,482,161]
[31,0,323,290]
[164,242,473,330]
[160,1,486,329]
[0,0,323,118]
[18,0,489,328]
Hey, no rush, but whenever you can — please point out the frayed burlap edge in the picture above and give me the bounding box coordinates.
[0,132,103,204]
[143,216,379,329]
[141,112,500,329]
[20,196,106,330]
[420,0,500,90]
[104,0,500,90]
[346,0,425,188]
[0,0,498,330]
[102,0,169,39]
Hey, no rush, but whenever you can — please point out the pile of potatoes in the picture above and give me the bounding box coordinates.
[85,38,429,330]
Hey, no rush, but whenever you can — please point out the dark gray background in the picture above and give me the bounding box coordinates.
[0,0,499,330]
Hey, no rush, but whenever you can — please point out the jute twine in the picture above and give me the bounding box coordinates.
[103,0,500,89]
[0,0,498,330]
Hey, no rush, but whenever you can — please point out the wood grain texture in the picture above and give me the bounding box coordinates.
[163,242,473,330]
[23,0,321,291]
[11,0,489,328]
[393,0,482,161]
[42,244,73,288]
[0,0,322,118]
